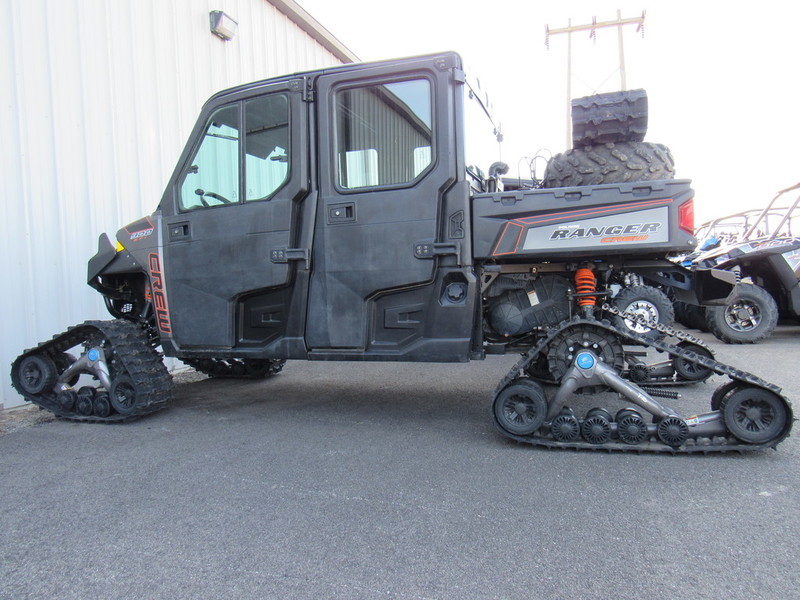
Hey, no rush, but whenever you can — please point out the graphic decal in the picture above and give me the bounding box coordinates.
[492,199,673,256]
[126,217,155,242]
[148,252,172,334]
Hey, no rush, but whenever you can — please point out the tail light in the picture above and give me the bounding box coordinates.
[678,198,694,234]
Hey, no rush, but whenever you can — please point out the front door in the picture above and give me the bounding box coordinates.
[161,84,308,350]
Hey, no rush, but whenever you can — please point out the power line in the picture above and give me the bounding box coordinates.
[546,10,646,148]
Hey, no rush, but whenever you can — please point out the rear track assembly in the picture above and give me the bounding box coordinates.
[492,313,793,453]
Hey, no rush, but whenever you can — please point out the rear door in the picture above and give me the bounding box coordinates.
[306,54,461,352]
[161,83,308,349]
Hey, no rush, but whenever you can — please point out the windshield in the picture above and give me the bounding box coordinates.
[463,75,502,186]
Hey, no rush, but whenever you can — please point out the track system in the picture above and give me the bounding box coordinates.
[182,358,286,379]
[11,319,173,422]
[492,310,793,453]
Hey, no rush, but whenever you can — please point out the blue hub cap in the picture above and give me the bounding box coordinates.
[87,349,100,362]
[576,352,595,370]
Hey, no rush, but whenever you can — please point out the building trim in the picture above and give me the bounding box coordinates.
[268,0,359,63]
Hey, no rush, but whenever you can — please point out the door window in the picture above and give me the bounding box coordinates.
[335,78,433,190]
[179,95,291,211]
[180,105,240,210]
[245,94,290,201]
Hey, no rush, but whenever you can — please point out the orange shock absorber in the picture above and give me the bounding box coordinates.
[574,268,597,309]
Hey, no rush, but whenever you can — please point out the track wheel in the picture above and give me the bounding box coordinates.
[581,408,612,444]
[93,392,112,418]
[110,375,138,416]
[76,387,96,416]
[616,408,648,445]
[711,380,740,411]
[493,379,548,436]
[672,342,714,382]
[721,386,789,445]
[657,417,688,448]
[550,408,580,442]
[15,355,58,395]
[57,389,78,411]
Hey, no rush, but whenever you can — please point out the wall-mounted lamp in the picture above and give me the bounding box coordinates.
[209,10,238,41]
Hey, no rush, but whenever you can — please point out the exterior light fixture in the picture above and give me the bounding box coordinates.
[209,10,238,41]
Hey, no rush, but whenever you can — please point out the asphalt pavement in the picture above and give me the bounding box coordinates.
[2,323,800,599]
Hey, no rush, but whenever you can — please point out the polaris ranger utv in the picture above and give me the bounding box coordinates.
[11,52,792,453]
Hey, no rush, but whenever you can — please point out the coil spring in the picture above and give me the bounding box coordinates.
[574,268,597,307]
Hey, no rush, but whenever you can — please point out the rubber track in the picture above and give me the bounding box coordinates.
[11,319,173,423]
[493,316,793,453]
[183,358,285,379]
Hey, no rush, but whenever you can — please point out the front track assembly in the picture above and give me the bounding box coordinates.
[11,319,173,422]
[492,316,793,453]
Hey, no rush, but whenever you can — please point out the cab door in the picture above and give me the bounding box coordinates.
[161,84,308,349]
[306,54,462,353]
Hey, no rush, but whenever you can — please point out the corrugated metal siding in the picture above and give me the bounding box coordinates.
[1,0,344,409]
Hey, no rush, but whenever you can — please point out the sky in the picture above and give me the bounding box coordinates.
[298,0,800,223]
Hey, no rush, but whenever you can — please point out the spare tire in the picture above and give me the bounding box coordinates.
[542,141,675,188]
[571,89,648,147]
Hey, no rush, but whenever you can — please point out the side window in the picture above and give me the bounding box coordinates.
[180,105,240,210]
[178,94,290,211]
[245,94,290,201]
[335,78,433,190]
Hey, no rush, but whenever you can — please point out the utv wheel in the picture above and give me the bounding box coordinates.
[16,355,58,395]
[611,285,674,340]
[493,379,548,436]
[722,386,788,445]
[542,142,675,188]
[706,284,778,344]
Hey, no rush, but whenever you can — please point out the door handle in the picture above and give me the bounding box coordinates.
[328,203,355,224]
[169,222,190,241]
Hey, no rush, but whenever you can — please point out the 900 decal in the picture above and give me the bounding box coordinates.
[148,252,172,334]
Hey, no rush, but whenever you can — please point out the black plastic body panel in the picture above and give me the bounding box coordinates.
[87,234,118,283]
[472,180,697,260]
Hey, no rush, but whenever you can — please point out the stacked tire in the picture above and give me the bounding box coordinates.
[542,89,675,189]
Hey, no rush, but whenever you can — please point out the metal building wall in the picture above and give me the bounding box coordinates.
[1,0,350,409]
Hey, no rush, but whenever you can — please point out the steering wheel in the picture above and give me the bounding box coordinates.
[203,191,233,205]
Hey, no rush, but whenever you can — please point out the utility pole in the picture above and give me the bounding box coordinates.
[546,10,645,148]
